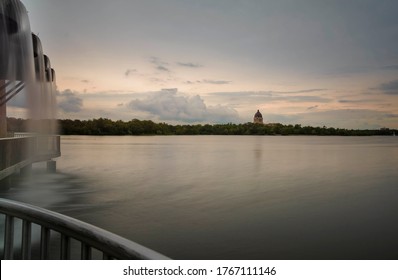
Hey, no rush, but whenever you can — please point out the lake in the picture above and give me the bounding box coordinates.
[2,135,398,259]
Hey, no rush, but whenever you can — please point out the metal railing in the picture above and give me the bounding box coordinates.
[0,198,170,260]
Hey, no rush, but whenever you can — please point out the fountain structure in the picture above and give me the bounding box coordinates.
[0,0,60,186]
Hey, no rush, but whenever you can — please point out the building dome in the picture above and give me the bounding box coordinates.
[254,110,262,118]
[253,110,263,124]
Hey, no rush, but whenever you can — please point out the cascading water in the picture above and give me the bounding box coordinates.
[29,33,58,134]
[0,0,58,137]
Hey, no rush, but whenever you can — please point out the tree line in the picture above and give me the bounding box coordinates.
[7,117,396,136]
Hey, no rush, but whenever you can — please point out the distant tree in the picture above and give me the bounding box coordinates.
[42,118,394,136]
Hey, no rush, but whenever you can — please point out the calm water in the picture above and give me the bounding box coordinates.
[2,136,398,259]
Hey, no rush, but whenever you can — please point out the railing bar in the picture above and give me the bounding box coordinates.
[61,234,71,260]
[21,220,32,260]
[40,227,51,260]
[0,198,170,260]
[81,243,92,260]
[4,215,15,260]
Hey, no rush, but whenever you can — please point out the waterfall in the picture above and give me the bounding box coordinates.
[0,0,58,137]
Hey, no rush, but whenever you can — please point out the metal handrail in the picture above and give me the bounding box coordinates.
[0,198,170,260]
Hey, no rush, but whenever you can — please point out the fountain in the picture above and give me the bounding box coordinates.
[1,0,57,137]
[0,0,60,185]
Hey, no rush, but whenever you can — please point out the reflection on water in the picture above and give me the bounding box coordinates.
[1,136,398,259]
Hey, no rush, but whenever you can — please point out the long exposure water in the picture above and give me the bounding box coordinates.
[2,135,398,259]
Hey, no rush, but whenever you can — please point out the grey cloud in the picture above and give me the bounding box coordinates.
[307,105,318,110]
[287,96,331,103]
[378,80,398,95]
[339,99,360,103]
[57,89,83,112]
[184,79,232,85]
[380,65,398,71]
[150,57,171,72]
[273,89,327,94]
[209,91,332,103]
[81,79,90,83]
[202,79,231,85]
[338,98,379,103]
[156,65,170,72]
[177,62,203,68]
[125,69,136,77]
[161,88,178,93]
[129,89,239,123]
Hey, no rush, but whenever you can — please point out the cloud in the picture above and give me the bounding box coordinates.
[129,89,239,123]
[338,98,379,103]
[177,62,203,68]
[124,69,136,77]
[81,79,90,83]
[378,79,398,95]
[380,65,398,71]
[307,105,318,110]
[287,96,331,103]
[202,79,231,85]
[156,65,170,72]
[150,57,171,72]
[273,89,327,94]
[57,89,83,112]
[185,79,232,85]
[209,91,332,104]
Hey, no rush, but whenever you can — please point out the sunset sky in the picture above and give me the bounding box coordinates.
[13,0,398,128]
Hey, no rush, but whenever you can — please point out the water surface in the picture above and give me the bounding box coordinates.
[3,136,398,259]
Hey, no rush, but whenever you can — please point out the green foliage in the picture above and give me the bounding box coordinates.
[55,118,396,136]
[6,117,396,136]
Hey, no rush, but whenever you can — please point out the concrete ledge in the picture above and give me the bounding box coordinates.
[0,159,32,180]
[0,135,61,180]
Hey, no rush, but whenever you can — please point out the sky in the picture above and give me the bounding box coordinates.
[10,0,398,128]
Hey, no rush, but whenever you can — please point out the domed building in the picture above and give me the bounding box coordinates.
[253,110,263,124]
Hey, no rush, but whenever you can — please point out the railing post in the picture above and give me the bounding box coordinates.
[40,227,51,260]
[61,235,71,259]
[81,243,92,260]
[21,220,32,259]
[4,215,15,259]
